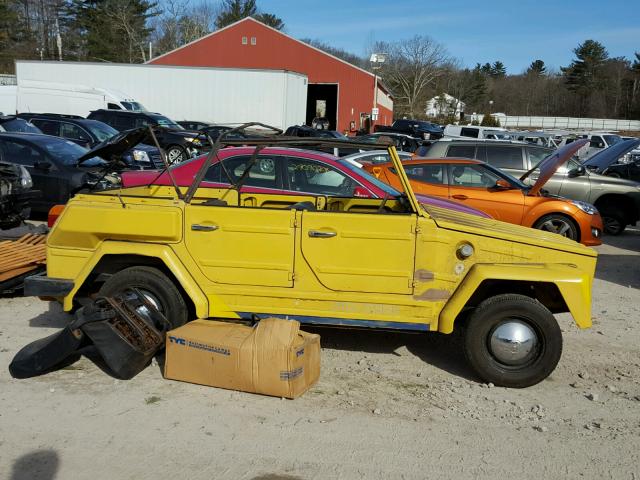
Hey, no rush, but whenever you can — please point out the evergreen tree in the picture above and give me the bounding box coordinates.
[562,40,609,97]
[526,59,546,75]
[254,12,284,30]
[215,0,257,28]
[67,0,157,63]
[215,0,284,30]
[491,61,506,77]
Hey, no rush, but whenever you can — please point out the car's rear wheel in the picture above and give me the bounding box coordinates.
[98,266,188,328]
[463,294,562,388]
[533,214,578,241]
[166,145,187,164]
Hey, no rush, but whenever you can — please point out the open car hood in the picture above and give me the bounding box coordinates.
[582,138,640,172]
[520,139,588,196]
[77,128,148,165]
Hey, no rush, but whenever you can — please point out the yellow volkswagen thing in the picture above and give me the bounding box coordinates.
[26,126,598,387]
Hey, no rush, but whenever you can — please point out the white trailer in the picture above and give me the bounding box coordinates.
[0,85,17,115]
[15,60,308,130]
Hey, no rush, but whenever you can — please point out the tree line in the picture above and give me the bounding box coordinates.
[1,0,638,120]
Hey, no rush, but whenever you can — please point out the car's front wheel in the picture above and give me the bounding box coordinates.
[165,145,187,164]
[533,214,578,241]
[463,294,562,388]
[98,266,189,328]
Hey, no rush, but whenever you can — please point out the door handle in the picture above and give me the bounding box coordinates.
[308,230,336,238]
[530,176,539,181]
[191,224,219,231]
[452,194,468,200]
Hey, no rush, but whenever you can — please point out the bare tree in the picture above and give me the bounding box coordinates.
[151,0,220,56]
[375,36,450,117]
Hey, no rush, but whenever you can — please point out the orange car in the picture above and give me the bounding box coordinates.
[364,140,603,246]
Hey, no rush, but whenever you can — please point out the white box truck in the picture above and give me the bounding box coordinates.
[16,79,145,116]
[15,60,308,129]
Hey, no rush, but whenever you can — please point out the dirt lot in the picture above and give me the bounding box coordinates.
[1,227,639,480]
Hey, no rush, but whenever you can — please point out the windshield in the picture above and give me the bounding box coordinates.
[338,159,401,196]
[36,136,105,167]
[315,130,346,139]
[150,115,183,130]
[603,135,622,146]
[1,118,41,134]
[84,121,119,142]
[121,101,146,111]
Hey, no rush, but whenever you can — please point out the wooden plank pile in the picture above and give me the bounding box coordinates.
[0,234,47,284]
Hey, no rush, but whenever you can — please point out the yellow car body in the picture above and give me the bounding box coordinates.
[31,146,597,387]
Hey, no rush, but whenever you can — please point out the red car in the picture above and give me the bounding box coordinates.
[121,147,491,218]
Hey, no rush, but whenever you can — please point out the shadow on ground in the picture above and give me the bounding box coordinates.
[304,325,477,383]
[28,301,72,329]
[10,450,59,480]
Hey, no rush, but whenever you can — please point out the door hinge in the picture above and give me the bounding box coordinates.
[411,224,421,234]
[291,217,298,228]
[288,272,296,281]
[409,278,416,288]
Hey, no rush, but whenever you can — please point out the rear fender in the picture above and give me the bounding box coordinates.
[62,241,208,318]
[439,263,592,333]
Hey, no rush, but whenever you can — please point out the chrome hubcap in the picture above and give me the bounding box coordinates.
[539,219,572,237]
[167,149,182,164]
[489,320,539,366]
[126,289,163,321]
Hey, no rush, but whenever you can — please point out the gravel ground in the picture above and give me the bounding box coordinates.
[0,226,639,480]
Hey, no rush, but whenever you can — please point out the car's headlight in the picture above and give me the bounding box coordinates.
[132,149,150,162]
[19,166,33,189]
[186,137,203,147]
[571,200,598,215]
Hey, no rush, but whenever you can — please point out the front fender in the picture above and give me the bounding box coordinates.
[438,263,593,333]
[60,241,209,318]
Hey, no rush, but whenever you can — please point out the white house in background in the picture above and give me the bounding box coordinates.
[425,93,465,118]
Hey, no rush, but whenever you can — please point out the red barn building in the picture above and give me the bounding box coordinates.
[148,17,393,133]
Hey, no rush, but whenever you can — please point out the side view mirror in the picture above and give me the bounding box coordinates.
[597,142,605,149]
[34,161,52,171]
[493,179,512,189]
[568,165,586,178]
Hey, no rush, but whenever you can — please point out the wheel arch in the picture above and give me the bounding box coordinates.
[529,210,580,242]
[63,242,208,318]
[439,263,592,334]
[594,193,638,224]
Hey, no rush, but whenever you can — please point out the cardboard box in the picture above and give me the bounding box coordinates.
[164,318,320,398]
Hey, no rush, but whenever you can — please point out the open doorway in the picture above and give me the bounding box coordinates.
[306,84,338,130]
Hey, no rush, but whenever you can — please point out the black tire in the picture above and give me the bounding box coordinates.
[463,294,562,388]
[98,266,188,328]
[166,145,187,164]
[601,211,626,235]
[533,213,579,241]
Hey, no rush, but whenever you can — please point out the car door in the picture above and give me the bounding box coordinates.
[184,203,296,287]
[402,163,450,198]
[0,138,64,212]
[482,145,526,179]
[203,154,285,193]
[59,122,94,147]
[447,163,525,223]
[285,156,358,197]
[299,209,417,294]
[556,158,592,202]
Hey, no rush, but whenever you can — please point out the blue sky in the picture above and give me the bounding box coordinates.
[262,0,640,73]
